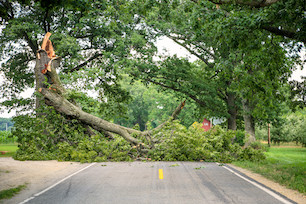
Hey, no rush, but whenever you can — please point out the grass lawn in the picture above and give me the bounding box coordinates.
[0,143,18,157]
[233,147,306,194]
[0,185,26,200]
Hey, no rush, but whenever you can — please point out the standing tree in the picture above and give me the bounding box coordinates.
[132,0,300,144]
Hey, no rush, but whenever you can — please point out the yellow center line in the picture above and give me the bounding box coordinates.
[159,169,164,180]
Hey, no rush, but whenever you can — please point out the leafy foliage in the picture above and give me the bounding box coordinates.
[12,107,137,161]
[256,108,306,146]
[0,0,153,116]
[12,108,265,162]
[148,121,265,162]
[0,131,17,144]
[114,75,200,130]
[132,0,297,133]
[233,130,246,146]
[289,78,306,110]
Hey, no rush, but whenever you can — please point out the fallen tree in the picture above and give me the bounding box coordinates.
[35,33,185,152]
[12,33,266,163]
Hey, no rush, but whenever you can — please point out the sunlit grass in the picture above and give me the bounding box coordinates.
[0,185,26,200]
[0,143,18,157]
[233,147,306,194]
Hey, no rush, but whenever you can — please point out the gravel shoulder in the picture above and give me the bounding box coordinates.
[0,158,305,204]
[0,157,90,204]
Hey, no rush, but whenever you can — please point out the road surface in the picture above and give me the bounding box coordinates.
[20,162,294,204]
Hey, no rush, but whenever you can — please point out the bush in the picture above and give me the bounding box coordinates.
[12,107,266,162]
[148,121,265,162]
[233,130,245,146]
[0,131,17,144]
[12,107,136,162]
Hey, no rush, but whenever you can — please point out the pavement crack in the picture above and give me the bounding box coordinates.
[64,179,72,198]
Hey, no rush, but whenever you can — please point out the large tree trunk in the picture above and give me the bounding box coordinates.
[34,35,185,151]
[242,99,256,147]
[226,92,237,130]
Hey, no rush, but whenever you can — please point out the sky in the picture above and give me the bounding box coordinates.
[0,36,305,118]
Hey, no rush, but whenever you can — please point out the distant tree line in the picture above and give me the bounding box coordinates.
[0,118,14,131]
[256,108,306,147]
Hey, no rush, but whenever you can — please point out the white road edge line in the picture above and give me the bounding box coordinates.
[221,165,293,204]
[19,162,96,204]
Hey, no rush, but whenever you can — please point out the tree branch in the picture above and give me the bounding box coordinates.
[261,25,305,44]
[0,0,14,21]
[143,100,187,138]
[191,0,280,7]
[23,31,38,56]
[169,36,214,68]
[148,79,207,107]
[171,100,186,120]
[65,52,103,73]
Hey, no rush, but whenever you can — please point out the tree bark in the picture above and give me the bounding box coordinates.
[242,99,256,147]
[226,92,237,130]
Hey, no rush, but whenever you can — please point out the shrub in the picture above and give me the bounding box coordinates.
[12,107,137,162]
[233,130,245,146]
[12,108,266,162]
[0,131,17,144]
[148,121,265,162]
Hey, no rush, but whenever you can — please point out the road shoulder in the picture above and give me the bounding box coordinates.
[0,157,89,204]
[228,164,305,204]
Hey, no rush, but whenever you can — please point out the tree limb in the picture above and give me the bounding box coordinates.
[191,0,280,7]
[169,36,214,68]
[148,79,207,107]
[65,52,103,73]
[261,25,305,44]
[171,100,186,120]
[40,87,145,145]
[23,31,38,56]
[190,0,304,43]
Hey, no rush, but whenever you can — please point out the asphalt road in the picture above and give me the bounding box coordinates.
[22,162,294,204]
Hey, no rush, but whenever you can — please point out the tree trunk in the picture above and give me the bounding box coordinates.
[226,92,237,130]
[242,99,256,147]
[34,35,185,151]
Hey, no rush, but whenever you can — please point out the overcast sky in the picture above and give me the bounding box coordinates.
[1,37,305,118]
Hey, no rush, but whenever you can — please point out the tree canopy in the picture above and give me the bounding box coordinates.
[0,0,304,161]
[131,0,302,144]
[0,0,154,117]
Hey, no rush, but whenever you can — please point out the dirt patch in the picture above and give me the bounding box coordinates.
[229,164,306,204]
[0,157,89,204]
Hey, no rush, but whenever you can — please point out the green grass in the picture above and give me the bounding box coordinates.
[0,185,26,200]
[233,147,306,194]
[0,143,18,157]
